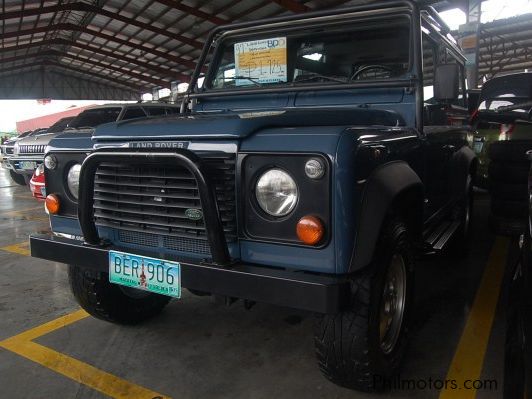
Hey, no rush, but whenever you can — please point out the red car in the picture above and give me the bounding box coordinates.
[29,164,45,200]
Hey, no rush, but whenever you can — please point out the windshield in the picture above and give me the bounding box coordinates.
[18,131,32,138]
[68,108,121,129]
[48,117,75,133]
[207,18,410,90]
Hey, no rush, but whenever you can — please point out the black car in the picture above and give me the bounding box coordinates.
[504,150,532,398]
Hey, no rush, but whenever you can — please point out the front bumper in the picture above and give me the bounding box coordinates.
[1,157,13,170]
[30,233,349,314]
[9,156,43,174]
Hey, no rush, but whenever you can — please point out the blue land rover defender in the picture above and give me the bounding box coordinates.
[31,1,476,391]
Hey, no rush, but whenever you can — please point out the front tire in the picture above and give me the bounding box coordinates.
[314,220,414,391]
[68,265,171,325]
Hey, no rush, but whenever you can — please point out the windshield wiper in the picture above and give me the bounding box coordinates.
[221,76,264,87]
[292,73,346,84]
[65,126,94,131]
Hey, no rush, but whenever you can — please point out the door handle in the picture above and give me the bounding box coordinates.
[443,144,455,152]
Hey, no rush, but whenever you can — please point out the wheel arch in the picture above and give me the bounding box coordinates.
[450,146,477,197]
[349,161,424,273]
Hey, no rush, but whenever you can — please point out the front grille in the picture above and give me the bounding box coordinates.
[118,230,212,255]
[19,144,46,154]
[93,152,236,253]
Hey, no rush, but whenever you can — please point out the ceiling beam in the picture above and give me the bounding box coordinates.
[0,60,143,92]
[0,2,204,50]
[0,50,169,87]
[155,0,229,25]
[0,38,189,82]
[0,22,197,70]
[270,0,310,13]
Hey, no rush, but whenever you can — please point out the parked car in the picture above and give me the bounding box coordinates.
[9,104,180,185]
[471,73,532,235]
[472,72,532,189]
[1,129,42,185]
[30,2,476,391]
[29,164,45,200]
[504,149,532,398]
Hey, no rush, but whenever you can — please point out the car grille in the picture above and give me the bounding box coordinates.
[93,152,236,255]
[19,144,46,154]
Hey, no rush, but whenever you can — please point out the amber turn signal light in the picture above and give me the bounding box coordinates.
[296,215,324,245]
[45,194,61,214]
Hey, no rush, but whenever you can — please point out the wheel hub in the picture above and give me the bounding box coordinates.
[379,253,407,354]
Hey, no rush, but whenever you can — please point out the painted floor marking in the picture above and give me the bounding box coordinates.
[3,205,43,216]
[0,310,171,399]
[1,240,30,256]
[439,236,509,398]
[2,207,48,221]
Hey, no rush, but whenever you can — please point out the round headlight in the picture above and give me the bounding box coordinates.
[67,164,82,199]
[44,154,57,170]
[255,169,298,217]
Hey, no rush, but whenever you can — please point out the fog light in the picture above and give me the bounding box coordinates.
[45,194,61,214]
[305,158,325,179]
[296,215,324,245]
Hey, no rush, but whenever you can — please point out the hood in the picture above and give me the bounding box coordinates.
[92,108,405,141]
[16,132,59,146]
[47,131,95,152]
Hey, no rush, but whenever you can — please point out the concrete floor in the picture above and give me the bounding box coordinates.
[0,167,511,399]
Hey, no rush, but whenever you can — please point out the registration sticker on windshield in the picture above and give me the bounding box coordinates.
[234,37,287,85]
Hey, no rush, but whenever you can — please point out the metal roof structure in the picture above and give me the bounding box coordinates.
[0,0,518,100]
[475,13,532,83]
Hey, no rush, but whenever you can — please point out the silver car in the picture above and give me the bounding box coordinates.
[9,103,180,182]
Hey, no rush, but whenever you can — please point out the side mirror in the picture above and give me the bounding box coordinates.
[434,64,459,102]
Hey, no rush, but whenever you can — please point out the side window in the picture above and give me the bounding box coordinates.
[122,107,147,120]
[422,32,436,104]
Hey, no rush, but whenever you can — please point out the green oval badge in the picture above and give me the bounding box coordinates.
[185,208,203,221]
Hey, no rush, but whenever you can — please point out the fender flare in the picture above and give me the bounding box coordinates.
[449,146,477,199]
[349,161,424,272]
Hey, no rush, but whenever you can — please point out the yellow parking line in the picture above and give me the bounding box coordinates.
[439,236,509,399]
[0,310,171,399]
[1,241,30,256]
[4,309,90,342]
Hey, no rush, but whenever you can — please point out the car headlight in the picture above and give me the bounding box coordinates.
[67,164,81,199]
[35,164,44,177]
[255,169,298,217]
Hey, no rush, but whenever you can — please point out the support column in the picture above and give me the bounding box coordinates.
[459,0,482,88]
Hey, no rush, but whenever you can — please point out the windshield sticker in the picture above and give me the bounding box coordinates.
[234,37,287,86]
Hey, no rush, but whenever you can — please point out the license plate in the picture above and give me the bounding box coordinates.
[18,161,36,170]
[109,250,181,298]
